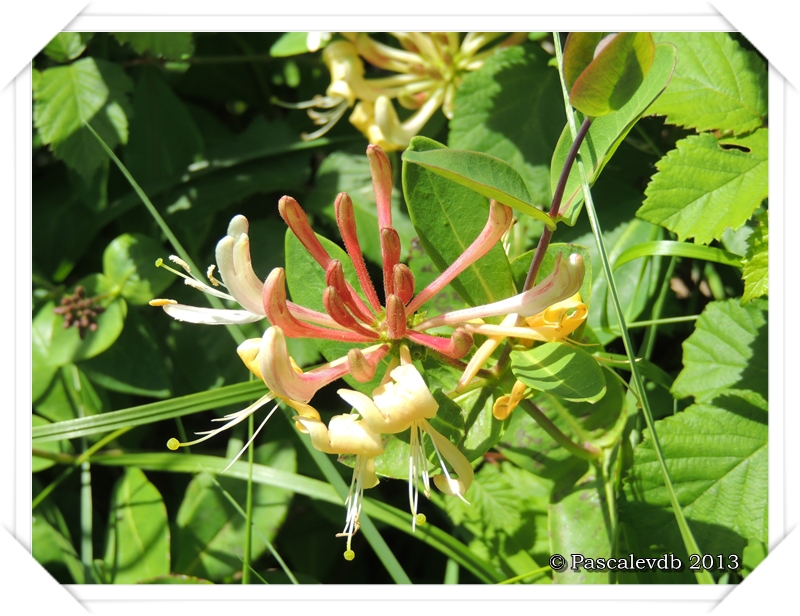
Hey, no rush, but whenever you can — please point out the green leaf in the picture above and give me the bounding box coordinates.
[552,43,677,224]
[671,298,768,405]
[172,442,296,581]
[568,33,656,117]
[621,396,767,579]
[301,150,417,264]
[113,32,195,59]
[34,366,105,423]
[31,275,127,370]
[103,233,174,304]
[403,137,555,229]
[648,32,767,135]
[511,343,606,403]
[124,68,204,188]
[533,367,626,448]
[449,44,564,208]
[80,308,171,398]
[103,467,170,583]
[270,32,314,57]
[563,33,605,90]
[402,138,516,308]
[741,210,768,302]
[613,240,743,270]
[32,514,84,583]
[436,463,551,580]
[33,58,133,181]
[550,470,613,583]
[637,130,768,244]
[42,32,92,62]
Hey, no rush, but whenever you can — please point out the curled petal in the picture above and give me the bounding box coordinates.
[341,364,437,434]
[157,303,263,325]
[407,201,514,314]
[421,418,473,500]
[415,253,585,330]
[260,326,352,403]
[214,230,265,316]
[492,380,528,420]
[296,413,384,459]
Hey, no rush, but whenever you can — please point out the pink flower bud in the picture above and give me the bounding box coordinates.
[346,345,390,383]
[380,227,402,299]
[385,294,407,339]
[335,192,382,311]
[406,328,473,359]
[325,260,376,325]
[367,144,393,231]
[393,263,415,304]
[323,286,380,339]
[278,196,332,269]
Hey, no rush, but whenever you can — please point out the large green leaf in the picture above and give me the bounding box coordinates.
[550,469,613,583]
[402,138,516,308]
[124,68,205,188]
[34,365,105,423]
[42,32,92,63]
[621,395,767,582]
[671,299,768,405]
[172,442,295,581]
[103,467,170,583]
[648,32,767,135]
[511,343,606,403]
[80,308,172,398]
[449,44,564,208]
[436,462,551,581]
[637,130,768,245]
[403,137,555,229]
[32,514,84,584]
[301,149,417,265]
[113,32,195,59]
[741,210,768,303]
[568,33,656,117]
[552,43,677,225]
[103,233,175,304]
[33,58,133,181]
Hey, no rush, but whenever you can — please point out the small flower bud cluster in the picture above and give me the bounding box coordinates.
[53,286,106,339]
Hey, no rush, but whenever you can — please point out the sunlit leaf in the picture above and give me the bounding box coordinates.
[511,343,606,403]
[637,130,768,245]
[741,210,768,303]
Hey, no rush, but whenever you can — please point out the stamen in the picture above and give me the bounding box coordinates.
[156,258,235,301]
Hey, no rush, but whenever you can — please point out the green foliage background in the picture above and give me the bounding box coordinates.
[32,32,768,585]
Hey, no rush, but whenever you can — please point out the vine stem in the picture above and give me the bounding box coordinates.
[551,33,714,585]
[519,400,601,461]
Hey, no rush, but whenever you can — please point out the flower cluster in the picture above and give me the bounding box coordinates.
[278,32,526,150]
[151,145,585,557]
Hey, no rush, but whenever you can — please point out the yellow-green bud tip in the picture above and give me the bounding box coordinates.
[415,513,427,526]
[344,550,355,561]
[167,438,180,451]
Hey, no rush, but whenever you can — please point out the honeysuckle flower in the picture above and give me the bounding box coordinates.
[295,411,383,559]
[278,32,527,150]
[339,358,474,527]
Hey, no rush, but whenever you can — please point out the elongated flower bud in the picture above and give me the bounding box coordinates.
[393,263,415,304]
[263,268,375,343]
[323,286,379,338]
[325,260,376,325]
[405,328,473,359]
[346,346,391,383]
[334,192,381,311]
[380,227,402,299]
[407,200,514,314]
[367,144,394,231]
[385,294,407,339]
[278,196,332,269]
[415,253,585,331]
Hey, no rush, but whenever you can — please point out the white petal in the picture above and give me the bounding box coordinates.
[162,303,263,325]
